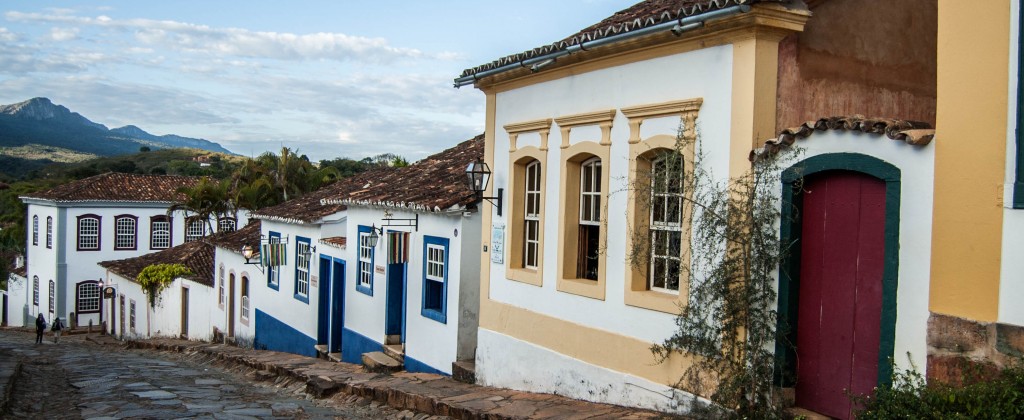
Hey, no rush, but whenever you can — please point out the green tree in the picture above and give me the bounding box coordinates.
[168,177,232,234]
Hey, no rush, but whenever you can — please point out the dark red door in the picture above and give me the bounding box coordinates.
[795,170,886,419]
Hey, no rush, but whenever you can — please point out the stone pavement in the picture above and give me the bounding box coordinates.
[110,335,671,419]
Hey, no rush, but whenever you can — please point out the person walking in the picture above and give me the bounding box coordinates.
[51,316,64,343]
[34,313,46,344]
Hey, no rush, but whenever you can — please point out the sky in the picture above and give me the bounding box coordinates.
[0,1,638,162]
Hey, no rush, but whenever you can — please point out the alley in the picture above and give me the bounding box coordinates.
[0,330,438,419]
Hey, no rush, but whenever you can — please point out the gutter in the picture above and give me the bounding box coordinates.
[454,4,751,88]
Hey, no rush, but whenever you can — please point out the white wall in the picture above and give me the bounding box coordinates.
[999,0,1024,327]
[214,249,256,342]
[6,274,27,327]
[486,44,735,347]
[252,219,322,342]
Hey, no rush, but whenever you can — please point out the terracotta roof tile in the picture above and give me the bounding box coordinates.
[320,236,347,249]
[98,240,215,287]
[322,134,484,213]
[249,168,394,224]
[205,220,261,254]
[22,172,200,203]
[750,115,935,161]
[459,0,782,79]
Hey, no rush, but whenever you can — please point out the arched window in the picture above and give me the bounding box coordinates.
[48,280,55,313]
[32,215,38,246]
[218,217,237,233]
[77,214,101,251]
[46,216,53,249]
[523,160,542,269]
[576,157,602,281]
[76,281,101,313]
[150,215,171,249]
[114,215,138,250]
[241,276,250,322]
[648,153,684,293]
[185,218,205,242]
[32,276,39,306]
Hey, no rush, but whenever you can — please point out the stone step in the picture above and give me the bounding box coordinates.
[327,352,342,362]
[382,343,404,363]
[452,360,476,384]
[384,334,402,345]
[361,351,402,373]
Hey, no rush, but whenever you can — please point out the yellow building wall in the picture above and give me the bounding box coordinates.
[930,0,1011,322]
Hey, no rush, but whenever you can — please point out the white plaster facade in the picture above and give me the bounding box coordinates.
[103,269,216,340]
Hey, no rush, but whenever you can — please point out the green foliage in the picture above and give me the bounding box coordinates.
[856,362,1024,419]
[641,128,798,418]
[136,263,192,308]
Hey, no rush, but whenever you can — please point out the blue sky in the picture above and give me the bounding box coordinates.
[0,1,636,161]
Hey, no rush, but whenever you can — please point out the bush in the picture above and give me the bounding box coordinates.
[857,364,1024,419]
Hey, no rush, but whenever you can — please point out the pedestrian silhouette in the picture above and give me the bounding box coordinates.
[35,313,46,344]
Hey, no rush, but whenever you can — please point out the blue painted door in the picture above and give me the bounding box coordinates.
[385,263,406,341]
[317,255,331,346]
[330,259,345,353]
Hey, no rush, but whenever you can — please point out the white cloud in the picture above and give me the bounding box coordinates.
[5,11,456,63]
[49,26,79,41]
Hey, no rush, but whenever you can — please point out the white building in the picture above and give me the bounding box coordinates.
[206,221,262,346]
[322,135,483,375]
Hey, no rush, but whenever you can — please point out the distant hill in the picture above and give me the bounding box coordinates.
[0,97,233,156]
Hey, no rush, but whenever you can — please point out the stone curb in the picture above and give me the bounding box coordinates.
[0,356,22,415]
[123,339,669,420]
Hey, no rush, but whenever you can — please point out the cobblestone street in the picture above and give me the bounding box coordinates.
[0,330,440,419]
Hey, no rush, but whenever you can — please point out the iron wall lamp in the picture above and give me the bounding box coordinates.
[465,160,503,216]
[241,244,265,274]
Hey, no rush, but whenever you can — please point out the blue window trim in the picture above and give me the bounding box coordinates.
[421,235,449,324]
[356,225,374,296]
[1015,2,1024,208]
[294,236,311,304]
[267,231,281,291]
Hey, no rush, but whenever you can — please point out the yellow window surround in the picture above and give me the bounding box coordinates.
[503,119,554,287]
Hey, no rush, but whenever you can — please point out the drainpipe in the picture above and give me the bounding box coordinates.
[453,4,751,88]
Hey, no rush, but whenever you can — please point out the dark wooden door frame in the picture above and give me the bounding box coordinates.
[774,153,901,389]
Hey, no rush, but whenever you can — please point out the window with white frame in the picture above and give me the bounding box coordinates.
[77,215,100,250]
[185,218,205,242]
[218,217,236,233]
[422,237,448,323]
[267,232,281,289]
[130,300,136,331]
[577,158,602,280]
[46,216,52,249]
[76,281,100,313]
[32,215,38,246]
[150,216,171,249]
[115,215,137,250]
[649,154,684,292]
[357,227,374,295]
[32,276,39,306]
[218,265,225,307]
[295,238,311,300]
[523,160,541,269]
[241,276,250,321]
[48,280,55,313]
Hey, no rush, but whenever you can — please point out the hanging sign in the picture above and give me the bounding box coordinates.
[103,286,116,298]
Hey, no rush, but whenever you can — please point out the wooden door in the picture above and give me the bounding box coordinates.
[180,287,189,338]
[385,263,406,341]
[318,255,331,346]
[228,273,235,338]
[795,170,886,419]
[330,259,345,353]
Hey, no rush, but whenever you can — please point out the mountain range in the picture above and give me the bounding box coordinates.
[0,97,232,156]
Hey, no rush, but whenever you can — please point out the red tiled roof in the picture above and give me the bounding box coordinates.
[750,115,935,161]
[22,172,200,203]
[250,168,395,224]
[98,240,215,287]
[322,134,484,213]
[459,0,783,79]
[205,220,261,254]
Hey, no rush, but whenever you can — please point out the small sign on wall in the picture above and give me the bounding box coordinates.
[491,223,505,264]
[375,265,386,274]
[310,275,318,288]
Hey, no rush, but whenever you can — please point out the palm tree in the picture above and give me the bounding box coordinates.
[168,177,232,234]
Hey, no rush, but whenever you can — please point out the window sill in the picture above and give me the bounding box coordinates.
[293,292,309,304]
[356,283,373,296]
[556,277,605,300]
[267,282,279,291]
[506,268,543,287]
[421,308,447,324]
[624,289,683,315]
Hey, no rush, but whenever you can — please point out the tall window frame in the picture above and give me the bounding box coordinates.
[356,225,374,296]
[46,216,52,249]
[267,231,281,290]
[77,214,101,251]
[294,236,311,303]
[48,279,55,313]
[76,281,100,313]
[241,275,250,324]
[114,214,138,250]
[32,215,39,246]
[150,215,172,250]
[129,300,136,332]
[576,157,602,281]
[524,161,542,269]
[32,276,39,306]
[185,218,205,242]
[218,264,226,308]
[421,236,449,323]
[648,153,685,293]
